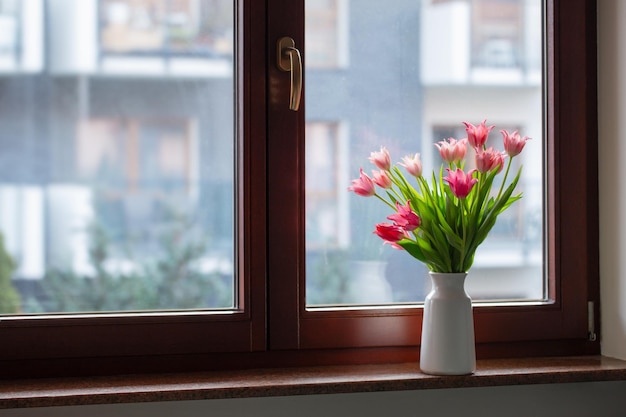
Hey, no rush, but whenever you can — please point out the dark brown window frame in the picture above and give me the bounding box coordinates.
[267,0,599,358]
[0,0,598,379]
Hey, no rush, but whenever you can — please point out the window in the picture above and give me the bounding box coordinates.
[471,0,524,69]
[0,0,598,378]
[0,0,236,316]
[268,0,599,357]
[100,0,233,57]
[304,0,347,68]
[0,0,42,73]
[0,0,254,377]
[98,0,233,75]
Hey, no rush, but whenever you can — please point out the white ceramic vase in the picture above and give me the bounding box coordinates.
[419,272,476,375]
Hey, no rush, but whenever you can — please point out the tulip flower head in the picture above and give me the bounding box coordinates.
[369,146,391,171]
[387,201,421,231]
[444,168,478,199]
[372,169,393,189]
[399,153,423,178]
[435,138,468,165]
[347,168,376,197]
[475,147,505,173]
[463,120,494,149]
[502,129,531,157]
[374,222,408,244]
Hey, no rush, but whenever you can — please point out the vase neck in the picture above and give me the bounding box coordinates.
[428,272,468,291]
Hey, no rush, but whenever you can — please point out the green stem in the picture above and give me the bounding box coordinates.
[496,157,513,202]
[388,169,417,202]
[388,185,406,204]
[417,176,436,205]
[374,193,396,211]
[458,196,469,272]
[471,171,482,212]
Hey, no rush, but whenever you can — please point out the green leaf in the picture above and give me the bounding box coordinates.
[385,190,399,206]
[397,239,426,263]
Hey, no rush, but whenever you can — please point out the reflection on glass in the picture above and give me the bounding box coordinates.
[305,0,544,306]
[0,0,235,315]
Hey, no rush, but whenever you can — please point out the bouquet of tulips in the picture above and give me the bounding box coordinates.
[348,120,530,273]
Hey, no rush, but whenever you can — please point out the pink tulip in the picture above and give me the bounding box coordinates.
[398,153,423,178]
[387,201,421,231]
[372,169,393,189]
[444,168,478,199]
[373,222,407,243]
[369,146,391,171]
[435,138,468,164]
[463,120,494,149]
[475,147,505,173]
[501,129,531,157]
[348,168,376,197]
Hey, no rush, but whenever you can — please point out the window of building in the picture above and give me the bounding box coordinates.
[0,0,599,378]
[0,0,19,63]
[100,0,233,57]
[97,0,233,76]
[0,0,42,72]
[471,0,524,69]
[305,121,348,250]
[305,0,347,68]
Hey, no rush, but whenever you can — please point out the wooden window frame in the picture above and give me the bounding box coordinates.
[268,0,599,359]
[0,0,268,378]
[0,0,598,379]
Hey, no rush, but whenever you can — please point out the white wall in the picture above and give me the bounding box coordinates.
[0,2,624,416]
[599,0,626,360]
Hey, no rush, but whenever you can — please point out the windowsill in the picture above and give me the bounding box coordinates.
[1,356,626,409]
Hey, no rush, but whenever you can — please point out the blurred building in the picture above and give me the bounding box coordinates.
[0,0,544,310]
[0,0,235,306]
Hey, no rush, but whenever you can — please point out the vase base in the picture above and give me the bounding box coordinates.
[419,367,475,376]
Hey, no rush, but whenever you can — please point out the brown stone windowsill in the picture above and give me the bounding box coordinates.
[1,356,626,409]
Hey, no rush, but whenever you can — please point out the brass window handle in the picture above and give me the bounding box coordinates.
[277,37,302,111]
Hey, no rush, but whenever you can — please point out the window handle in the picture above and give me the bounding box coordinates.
[277,37,302,111]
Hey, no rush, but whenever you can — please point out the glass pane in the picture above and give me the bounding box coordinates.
[0,0,235,315]
[305,0,543,306]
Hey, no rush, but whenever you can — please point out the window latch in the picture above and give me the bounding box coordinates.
[276,36,303,111]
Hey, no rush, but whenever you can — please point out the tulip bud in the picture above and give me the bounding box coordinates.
[369,146,392,171]
[399,153,423,178]
[444,168,478,199]
[475,147,505,173]
[348,168,376,197]
[387,201,421,231]
[463,120,494,149]
[373,222,407,243]
[502,130,531,157]
[435,138,468,165]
